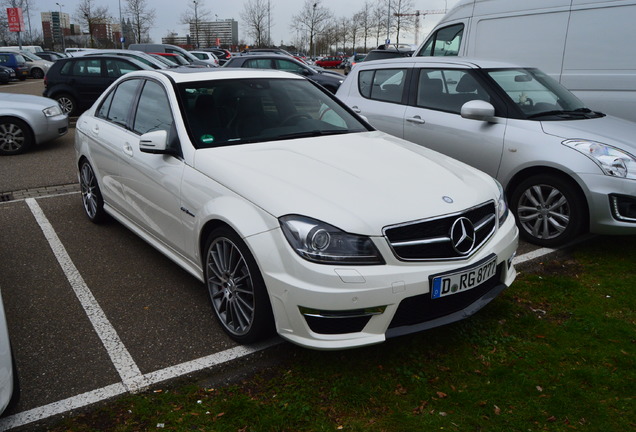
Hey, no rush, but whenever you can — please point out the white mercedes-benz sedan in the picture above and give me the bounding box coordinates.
[74,68,518,350]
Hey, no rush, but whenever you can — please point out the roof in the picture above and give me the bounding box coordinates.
[137,67,307,84]
[358,55,536,70]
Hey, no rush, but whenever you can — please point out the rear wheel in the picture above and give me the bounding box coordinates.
[510,173,585,247]
[79,160,108,223]
[0,118,33,155]
[204,227,274,344]
[31,68,44,79]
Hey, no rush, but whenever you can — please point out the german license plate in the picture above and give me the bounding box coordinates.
[431,255,498,299]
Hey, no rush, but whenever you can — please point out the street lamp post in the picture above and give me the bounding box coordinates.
[55,2,65,52]
[193,0,199,49]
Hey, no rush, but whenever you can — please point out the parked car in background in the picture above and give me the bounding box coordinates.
[0,52,28,81]
[362,44,416,63]
[15,50,52,79]
[337,56,636,246]
[74,67,517,349]
[190,51,219,66]
[151,52,195,67]
[0,290,17,415]
[43,55,153,116]
[83,49,170,70]
[198,48,232,65]
[35,51,66,62]
[0,65,15,84]
[315,56,343,68]
[0,92,68,155]
[224,54,344,93]
[343,53,367,75]
[128,43,213,67]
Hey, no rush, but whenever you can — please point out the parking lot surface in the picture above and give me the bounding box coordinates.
[0,79,548,430]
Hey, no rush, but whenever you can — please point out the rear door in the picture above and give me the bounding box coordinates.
[69,58,111,109]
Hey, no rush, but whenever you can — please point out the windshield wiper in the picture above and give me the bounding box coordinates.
[274,129,351,141]
[527,107,601,119]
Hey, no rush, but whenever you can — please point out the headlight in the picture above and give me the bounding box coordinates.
[42,105,63,117]
[280,215,385,265]
[495,179,509,226]
[563,139,636,180]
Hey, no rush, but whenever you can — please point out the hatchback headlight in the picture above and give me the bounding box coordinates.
[495,179,509,226]
[563,139,636,180]
[280,215,385,265]
[43,105,63,117]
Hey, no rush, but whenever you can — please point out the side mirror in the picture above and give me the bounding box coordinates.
[139,130,169,154]
[460,100,495,121]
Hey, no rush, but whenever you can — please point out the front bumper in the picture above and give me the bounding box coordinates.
[34,113,69,145]
[579,173,636,235]
[248,215,519,350]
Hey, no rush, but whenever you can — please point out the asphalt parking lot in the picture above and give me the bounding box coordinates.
[0,78,549,431]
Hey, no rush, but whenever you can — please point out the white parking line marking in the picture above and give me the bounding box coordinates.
[0,341,280,431]
[24,198,149,393]
[0,195,568,431]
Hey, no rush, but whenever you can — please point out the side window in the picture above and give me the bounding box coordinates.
[98,79,140,126]
[275,59,305,74]
[72,59,102,77]
[104,59,140,77]
[358,69,407,104]
[133,81,174,135]
[244,58,272,69]
[416,68,490,114]
[417,23,464,57]
[0,54,8,64]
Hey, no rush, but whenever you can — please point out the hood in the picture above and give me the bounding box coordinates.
[541,115,636,155]
[193,131,498,235]
[0,93,57,108]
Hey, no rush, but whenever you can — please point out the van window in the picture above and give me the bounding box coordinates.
[416,69,490,114]
[358,69,407,103]
[416,23,464,56]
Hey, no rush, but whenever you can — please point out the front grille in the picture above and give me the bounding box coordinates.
[388,264,503,329]
[383,201,496,261]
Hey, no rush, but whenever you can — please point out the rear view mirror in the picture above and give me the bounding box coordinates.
[514,74,532,82]
[460,100,495,121]
[139,130,169,154]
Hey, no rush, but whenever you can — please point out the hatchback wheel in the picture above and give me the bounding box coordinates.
[204,227,274,343]
[55,93,77,116]
[510,174,585,247]
[79,160,107,223]
[31,68,44,79]
[0,118,33,155]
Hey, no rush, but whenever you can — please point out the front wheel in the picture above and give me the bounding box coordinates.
[204,227,274,344]
[0,118,33,155]
[510,174,585,247]
[55,93,77,116]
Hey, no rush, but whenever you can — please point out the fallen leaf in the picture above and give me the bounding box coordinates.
[436,391,448,399]
[494,405,501,415]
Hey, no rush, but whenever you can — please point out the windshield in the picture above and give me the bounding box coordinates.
[486,68,602,119]
[178,78,371,148]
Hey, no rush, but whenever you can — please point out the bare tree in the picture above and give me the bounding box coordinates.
[125,0,156,44]
[372,2,387,47]
[391,0,416,45]
[291,0,333,57]
[180,0,211,48]
[75,0,110,48]
[357,1,375,52]
[241,0,272,48]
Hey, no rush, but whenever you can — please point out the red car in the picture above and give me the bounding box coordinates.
[315,56,343,68]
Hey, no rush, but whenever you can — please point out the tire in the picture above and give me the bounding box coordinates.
[31,68,44,79]
[55,93,77,116]
[510,173,585,247]
[79,160,108,223]
[0,118,33,155]
[204,227,274,344]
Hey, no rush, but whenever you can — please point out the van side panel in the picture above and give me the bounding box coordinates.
[561,3,636,120]
[471,12,570,76]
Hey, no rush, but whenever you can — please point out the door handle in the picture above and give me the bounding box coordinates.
[123,142,133,157]
[351,105,361,113]
[91,124,99,136]
[406,115,425,125]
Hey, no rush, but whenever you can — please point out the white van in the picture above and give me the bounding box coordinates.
[2,45,43,54]
[415,0,636,122]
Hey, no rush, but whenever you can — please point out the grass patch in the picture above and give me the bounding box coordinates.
[49,236,635,431]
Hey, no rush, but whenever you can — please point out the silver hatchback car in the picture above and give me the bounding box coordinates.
[337,57,636,246]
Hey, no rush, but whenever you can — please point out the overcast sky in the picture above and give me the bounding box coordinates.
[31,0,458,47]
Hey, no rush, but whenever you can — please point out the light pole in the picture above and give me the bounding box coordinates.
[312,2,317,59]
[193,0,199,49]
[118,0,124,48]
[55,2,65,51]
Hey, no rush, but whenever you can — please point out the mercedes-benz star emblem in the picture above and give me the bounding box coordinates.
[450,217,476,255]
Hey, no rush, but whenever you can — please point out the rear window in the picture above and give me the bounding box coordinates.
[364,50,413,62]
